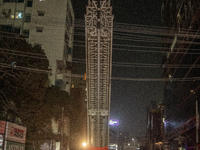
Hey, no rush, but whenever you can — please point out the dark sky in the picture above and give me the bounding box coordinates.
[71,0,164,138]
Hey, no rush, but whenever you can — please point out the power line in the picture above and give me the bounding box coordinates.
[1,63,200,82]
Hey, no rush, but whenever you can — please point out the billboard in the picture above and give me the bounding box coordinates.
[0,135,3,150]
[0,121,6,134]
[109,119,119,126]
[4,141,25,150]
[5,122,27,144]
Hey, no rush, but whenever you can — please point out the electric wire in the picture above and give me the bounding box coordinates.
[1,21,200,119]
[1,63,200,82]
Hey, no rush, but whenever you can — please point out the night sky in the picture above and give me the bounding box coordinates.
[72,0,164,138]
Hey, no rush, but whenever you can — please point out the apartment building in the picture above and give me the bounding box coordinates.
[0,0,74,93]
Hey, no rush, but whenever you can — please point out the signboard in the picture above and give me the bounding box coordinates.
[5,122,26,144]
[109,119,119,126]
[0,135,3,150]
[4,141,25,150]
[0,121,6,134]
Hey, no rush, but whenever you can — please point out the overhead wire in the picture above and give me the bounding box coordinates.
[1,47,200,69]
[75,19,200,121]
[75,18,198,33]
[1,63,200,82]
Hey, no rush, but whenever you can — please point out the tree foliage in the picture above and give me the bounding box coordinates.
[0,34,53,147]
[0,33,84,149]
[0,34,49,121]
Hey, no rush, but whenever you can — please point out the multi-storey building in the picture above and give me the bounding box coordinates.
[146,103,164,150]
[0,0,74,93]
[0,1,74,150]
[162,0,200,149]
[70,77,87,150]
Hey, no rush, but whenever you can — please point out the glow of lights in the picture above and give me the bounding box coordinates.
[18,12,22,18]
[128,143,130,146]
[109,119,119,126]
[82,143,87,147]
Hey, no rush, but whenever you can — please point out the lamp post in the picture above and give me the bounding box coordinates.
[132,138,136,150]
[191,89,199,150]
[195,94,199,150]
[82,142,87,150]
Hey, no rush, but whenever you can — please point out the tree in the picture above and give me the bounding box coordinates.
[0,33,82,149]
[0,33,52,147]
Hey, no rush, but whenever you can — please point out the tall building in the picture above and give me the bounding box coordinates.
[146,103,164,150]
[85,0,114,149]
[162,0,200,149]
[70,77,87,150]
[0,0,74,93]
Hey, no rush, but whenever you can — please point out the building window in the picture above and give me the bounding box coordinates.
[27,0,33,7]
[24,13,31,22]
[68,47,72,55]
[1,9,14,18]
[15,11,23,19]
[55,79,64,89]
[36,27,43,32]
[56,60,64,73]
[34,43,42,47]
[3,0,17,2]
[0,25,12,32]
[22,30,29,38]
[13,28,20,33]
[18,0,24,3]
[37,11,45,16]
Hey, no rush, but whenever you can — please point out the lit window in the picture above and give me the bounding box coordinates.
[37,11,45,16]
[15,11,23,19]
[1,9,14,18]
[36,27,43,32]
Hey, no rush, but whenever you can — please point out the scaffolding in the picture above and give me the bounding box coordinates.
[85,0,113,148]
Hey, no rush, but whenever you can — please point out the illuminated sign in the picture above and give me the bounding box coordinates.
[109,119,119,126]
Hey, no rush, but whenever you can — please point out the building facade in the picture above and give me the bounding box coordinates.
[0,0,74,93]
[146,103,164,150]
[162,0,200,149]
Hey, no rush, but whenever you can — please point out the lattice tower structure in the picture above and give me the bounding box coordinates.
[85,0,114,148]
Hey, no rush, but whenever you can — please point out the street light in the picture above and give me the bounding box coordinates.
[82,143,87,147]
[132,138,135,150]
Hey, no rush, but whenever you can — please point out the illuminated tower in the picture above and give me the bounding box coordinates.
[85,0,113,149]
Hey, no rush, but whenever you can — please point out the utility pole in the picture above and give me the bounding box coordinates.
[191,89,199,150]
[196,95,199,150]
[61,107,64,150]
